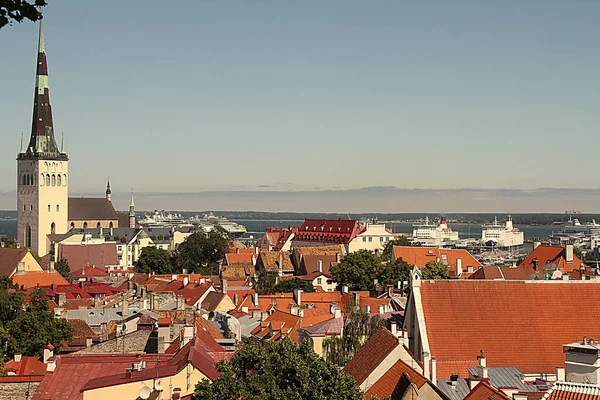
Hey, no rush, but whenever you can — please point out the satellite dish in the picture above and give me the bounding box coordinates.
[154,378,164,391]
[139,386,151,400]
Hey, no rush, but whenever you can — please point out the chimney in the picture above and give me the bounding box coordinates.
[352,292,361,307]
[532,258,539,272]
[49,260,55,274]
[378,304,386,314]
[46,359,56,373]
[14,353,22,363]
[423,351,431,380]
[391,322,397,336]
[293,289,302,306]
[222,279,228,294]
[251,254,256,265]
[334,308,342,319]
[121,299,129,317]
[456,258,462,276]
[86,337,93,347]
[566,244,574,263]
[171,274,178,282]
[364,304,371,313]
[233,293,239,305]
[43,344,54,364]
[556,366,565,382]
[534,240,541,250]
[278,253,284,270]
[298,308,304,317]
[477,350,488,379]
[317,260,323,273]
[16,261,25,275]
[55,292,66,307]
[431,357,437,383]
[253,293,259,306]
[176,294,185,310]
[182,268,188,274]
[183,276,189,287]
[342,285,349,294]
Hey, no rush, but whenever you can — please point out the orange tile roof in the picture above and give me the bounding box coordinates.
[195,315,224,339]
[3,356,46,376]
[343,327,399,386]
[364,360,428,400]
[251,310,302,343]
[546,382,600,400]
[258,251,294,271]
[419,280,600,378]
[519,245,585,273]
[464,380,511,400]
[393,246,481,275]
[11,270,68,287]
[225,253,254,265]
[469,266,538,280]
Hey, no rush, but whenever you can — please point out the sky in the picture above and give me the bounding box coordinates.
[1,1,599,212]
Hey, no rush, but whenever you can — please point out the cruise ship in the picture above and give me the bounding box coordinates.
[481,215,524,248]
[551,218,600,241]
[412,216,459,246]
[140,211,247,237]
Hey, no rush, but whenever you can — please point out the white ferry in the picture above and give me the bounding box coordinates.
[412,216,459,246]
[140,211,247,237]
[481,215,524,248]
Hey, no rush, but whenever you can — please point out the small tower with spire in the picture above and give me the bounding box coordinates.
[105,178,111,202]
[16,20,69,256]
[129,192,136,228]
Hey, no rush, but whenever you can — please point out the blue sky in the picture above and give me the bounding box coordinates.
[1,1,599,208]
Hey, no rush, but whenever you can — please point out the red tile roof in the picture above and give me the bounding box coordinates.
[299,254,338,276]
[546,382,600,400]
[58,243,118,270]
[294,219,365,245]
[419,280,600,378]
[251,310,301,343]
[2,356,46,377]
[464,381,511,400]
[11,270,68,288]
[225,253,254,265]
[261,227,296,251]
[364,359,428,400]
[518,245,585,273]
[70,266,108,277]
[469,266,538,280]
[393,246,481,275]
[343,327,400,386]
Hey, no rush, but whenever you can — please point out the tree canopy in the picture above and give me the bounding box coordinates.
[194,338,363,400]
[329,249,411,291]
[272,277,315,293]
[135,246,173,274]
[381,235,418,260]
[0,0,45,30]
[55,257,70,279]
[176,231,229,275]
[0,283,72,358]
[323,308,386,367]
[422,261,450,280]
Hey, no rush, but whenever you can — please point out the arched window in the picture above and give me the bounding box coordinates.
[48,205,51,212]
[40,174,44,186]
[46,175,50,186]
[30,174,34,186]
[57,175,61,186]
[51,222,56,235]
[83,222,88,229]
[96,222,101,229]
[51,175,56,186]
[63,174,67,186]
[26,225,32,247]
[23,175,27,186]
[109,222,114,229]
[56,205,60,212]
[70,222,75,230]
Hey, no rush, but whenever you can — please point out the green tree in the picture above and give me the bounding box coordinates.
[0,287,72,357]
[330,249,382,291]
[253,268,277,295]
[194,338,363,400]
[176,231,229,275]
[378,257,411,291]
[422,261,450,280]
[323,309,386,367]
[0,0,46,30]
[272,278,315,293]
[55,257,70,279]
[381,236,418,261]
[135,246,173,274]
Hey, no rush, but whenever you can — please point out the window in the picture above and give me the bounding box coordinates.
[23,204,26,211]
[48,205,51,212]
[316,278,322,285]
[40,174,44,186]
[57,175,61,186]
[50,222,55,235]
[62,174,67,186]
[46,175,50,186]
[109,222,113,229]
[96,222,101,229]
[51,174,56,186]
[362,237,366,242]
[30,205,33,211]
[56,205,60,212]
[83,222,88,229]
[70,222,75,229]
[368,237,372,242]
[22,175,27,185]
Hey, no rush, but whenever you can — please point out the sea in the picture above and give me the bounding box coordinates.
[0,218,559,241]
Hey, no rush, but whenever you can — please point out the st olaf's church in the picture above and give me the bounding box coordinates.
[16,21,135,257]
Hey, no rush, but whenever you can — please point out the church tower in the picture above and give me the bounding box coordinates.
[17,21,69,257]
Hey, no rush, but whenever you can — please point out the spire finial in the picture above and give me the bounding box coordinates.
[60,133,64,153]
[130,191,135,208]
[38,19,45,54]
[19,132,24,153]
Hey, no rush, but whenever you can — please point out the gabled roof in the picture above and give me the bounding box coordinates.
[12,270,68,287]
[299,254,339,276]
[364,360,428,400]
[2,356,46,376]
[225,253,254,265]
[393,246,481,274]
[201,291,227,312]
[257,251,294,271]
[469,266,538,280]
[0,248,30,276]
[68,197,118,220]
[58,243,118,270]
[70,266,108,278]
[301,316,343,336]
[519,245,585,273]
[343,327,400,386]
[464,380,511,400]
[251,310,301,342]
[294,219,365,245]
[418,280,600,377]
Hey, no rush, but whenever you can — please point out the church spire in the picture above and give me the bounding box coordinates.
[129,191,136,228]
[24,20,64,159]
[105,178,112,201]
